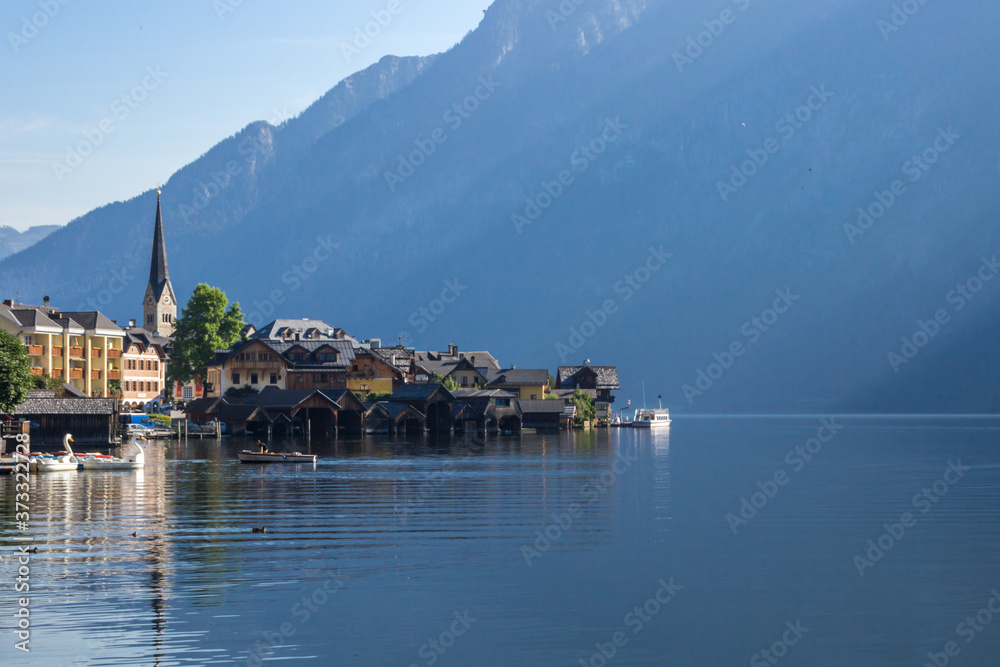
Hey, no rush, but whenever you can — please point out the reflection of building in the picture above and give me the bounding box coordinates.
[0,297,124,397]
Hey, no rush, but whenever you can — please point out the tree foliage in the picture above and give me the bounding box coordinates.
[167,284,245,385]
[0,329,33,414]
[32,373,65,391]
[572,390,596,426]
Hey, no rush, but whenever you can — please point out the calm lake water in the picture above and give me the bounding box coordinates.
[2,416,999,666]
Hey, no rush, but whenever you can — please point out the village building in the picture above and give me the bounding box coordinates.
[0,298,124,398]
[13,393,119,444]
[413,344,501,387]
[486,368,551,400]
[556,365,620,422]
[121,327,169,411]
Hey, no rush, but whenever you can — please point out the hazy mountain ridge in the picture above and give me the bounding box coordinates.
[0,225,59,261]
[2,0,999,411]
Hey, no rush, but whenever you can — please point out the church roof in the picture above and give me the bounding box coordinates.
[148,192,171,300]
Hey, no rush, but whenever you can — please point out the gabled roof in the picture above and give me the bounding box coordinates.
[250,387,342,410]
[184,397,226,415]
[557,365,620,390]
[365,401,425,421]
[251,319,354,342]
[147,193,172,301]
[58,311,123,335]
[487,369,550,387]
[390,383,454,402]
[369,345,414,372]
[319,388,366,412]
[14,397,118,416]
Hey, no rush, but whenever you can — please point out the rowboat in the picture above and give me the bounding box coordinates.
[82,436,145,471]
[237,451,317,464]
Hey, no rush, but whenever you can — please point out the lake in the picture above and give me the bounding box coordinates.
[2,416,999,665]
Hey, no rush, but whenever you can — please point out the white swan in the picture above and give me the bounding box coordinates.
[34,434,79,472]
[81,436,145,471]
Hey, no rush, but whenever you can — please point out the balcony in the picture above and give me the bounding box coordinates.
[69,346,84,358]
[107,370,122,380]
[69,368,84,380]
[52,346,63,357]
[26,345,43,356]
[30,366,43,376]
[90,348,102,358]
[51,368,63,378]
[107,349,122,359]
[91,370,101,380]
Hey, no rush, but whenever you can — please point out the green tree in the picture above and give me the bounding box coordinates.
[32,373,65,391]
[571,390,596,427]
[0,329,33,414]
[168,284,245,386]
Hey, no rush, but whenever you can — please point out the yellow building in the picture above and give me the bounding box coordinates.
[1,298,124,397]
[486,368,551,400]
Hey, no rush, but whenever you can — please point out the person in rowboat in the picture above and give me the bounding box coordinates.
[256,440,268,454]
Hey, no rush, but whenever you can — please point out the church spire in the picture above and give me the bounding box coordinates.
[148,188,170,295]
[143,188,177,336]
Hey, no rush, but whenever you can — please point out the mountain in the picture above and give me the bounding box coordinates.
[2,0,999,413]
[0,225,59,261]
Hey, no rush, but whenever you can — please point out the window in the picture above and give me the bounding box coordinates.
[352,365,359,372]
[295,375,303,383]
[250,373,259,385]
[147,314,153,325]
[153,382,158,392]
[232,372,241,385]
[317,352,336,362]
[270,373,278,384]
[497,398,511,407]
[461,376,469,386]
[153,361,158,371]
[183,385,193,400]
[23,336,32,345]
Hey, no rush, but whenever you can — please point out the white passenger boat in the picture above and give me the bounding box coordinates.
[633,408,671,428]
[32,434,80,472]
[82,436,145,471]
[237,450,317,464]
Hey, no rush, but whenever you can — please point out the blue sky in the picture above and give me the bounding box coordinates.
[1,0,493,231]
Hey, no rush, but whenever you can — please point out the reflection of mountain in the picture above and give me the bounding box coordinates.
[3,0,1000,412]
[0,225,59,260]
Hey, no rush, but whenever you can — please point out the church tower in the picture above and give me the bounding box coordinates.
[142,190,177,336]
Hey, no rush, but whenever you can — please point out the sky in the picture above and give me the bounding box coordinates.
[0,0,493,232]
